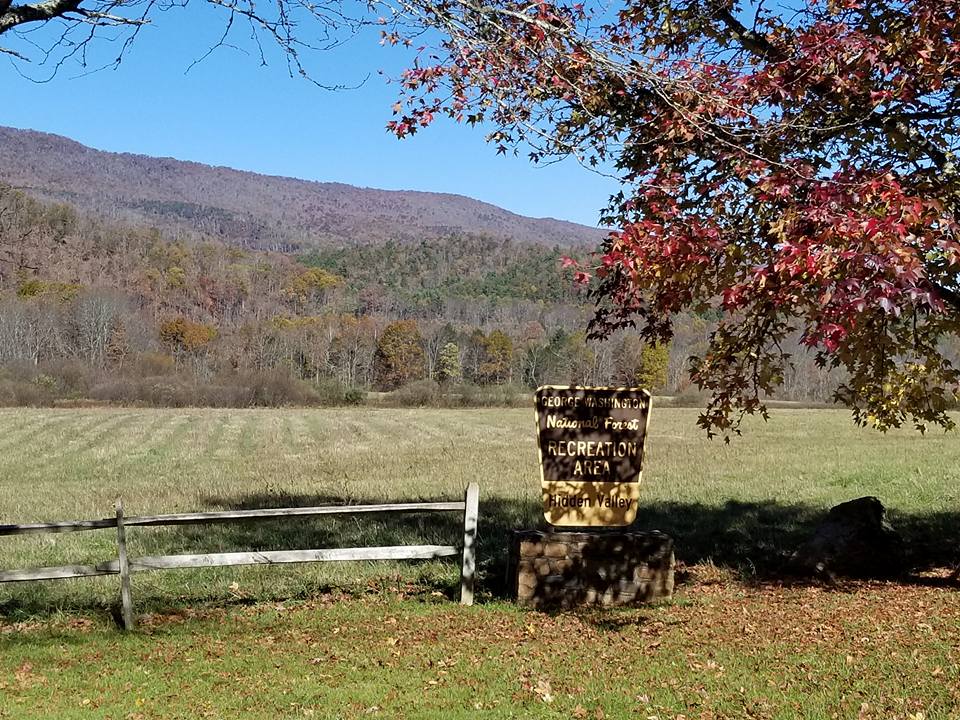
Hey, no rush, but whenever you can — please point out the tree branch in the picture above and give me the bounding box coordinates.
[0,44,28,58]
[0,0,83,34]
[710,5,784,61]
[877,117,958,179]
[75,8,148,26]
[713,4,958,185]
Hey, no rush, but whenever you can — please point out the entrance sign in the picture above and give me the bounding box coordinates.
[535,386,651,527]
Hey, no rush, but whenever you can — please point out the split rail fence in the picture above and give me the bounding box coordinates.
[0,482,480,630]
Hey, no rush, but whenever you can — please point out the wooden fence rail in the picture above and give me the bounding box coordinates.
[0,483,480,629]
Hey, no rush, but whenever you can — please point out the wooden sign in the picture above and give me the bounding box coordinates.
[535,386,651,527]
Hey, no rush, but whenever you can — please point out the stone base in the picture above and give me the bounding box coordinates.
[509,530,675,608]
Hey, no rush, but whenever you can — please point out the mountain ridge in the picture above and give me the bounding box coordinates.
[0,125,605,250]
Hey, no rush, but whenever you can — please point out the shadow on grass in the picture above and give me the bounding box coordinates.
[168,491,541,599]
[165,492,960,596]
[3,494,958,622]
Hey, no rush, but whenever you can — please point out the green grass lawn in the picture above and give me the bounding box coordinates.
[3,580,958,719]
[1,407,959,718]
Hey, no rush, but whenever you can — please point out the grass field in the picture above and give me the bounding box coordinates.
[1,407,959,718]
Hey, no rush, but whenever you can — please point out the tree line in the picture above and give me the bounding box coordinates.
[0,183,842,407]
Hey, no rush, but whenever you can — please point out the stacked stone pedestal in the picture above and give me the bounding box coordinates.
[510,530,675,608]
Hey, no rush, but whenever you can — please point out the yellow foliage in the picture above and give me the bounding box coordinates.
[158,317,217,353]
[284,268,342,304]
[16,279,81,302]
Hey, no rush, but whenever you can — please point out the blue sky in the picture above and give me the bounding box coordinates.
[1,4,618,227]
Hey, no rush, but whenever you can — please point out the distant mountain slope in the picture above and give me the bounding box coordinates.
[0,126,605,250]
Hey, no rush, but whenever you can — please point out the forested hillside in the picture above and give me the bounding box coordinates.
[299,237,584,309]
[0,180,842,407]
[0,119,845,409]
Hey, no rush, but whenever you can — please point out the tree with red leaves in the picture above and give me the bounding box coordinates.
[385,0,960,436]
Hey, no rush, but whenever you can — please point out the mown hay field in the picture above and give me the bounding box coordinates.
[2,405,958,521]
[1,407,959,719]
[1,406,960,611]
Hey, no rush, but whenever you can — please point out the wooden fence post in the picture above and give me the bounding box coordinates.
[460,483,479,606]
[4,497,476,620]
[115,499,135,631]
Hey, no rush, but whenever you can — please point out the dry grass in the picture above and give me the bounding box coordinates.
[3,406,958,514]
[0,407,958,615]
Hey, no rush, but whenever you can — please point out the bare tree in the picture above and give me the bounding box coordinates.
[71,289,124,367]
[0,0,364,84]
